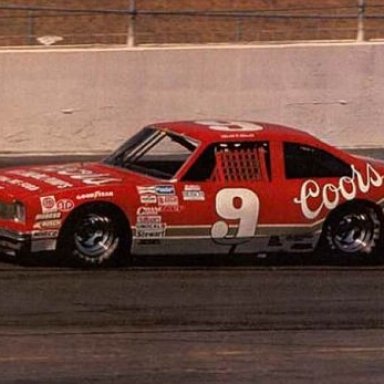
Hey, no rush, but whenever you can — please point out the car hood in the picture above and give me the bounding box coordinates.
[0,162,153,201]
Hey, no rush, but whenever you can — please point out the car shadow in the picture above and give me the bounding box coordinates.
[1,251,382,269]
[131,252,384,268]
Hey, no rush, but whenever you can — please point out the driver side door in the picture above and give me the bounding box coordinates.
[167,140,277,254]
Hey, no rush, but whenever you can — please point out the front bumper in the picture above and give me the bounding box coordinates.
[0,228,30,257]
[0,228,59,257]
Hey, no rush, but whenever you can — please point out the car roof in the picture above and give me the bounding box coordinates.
[151,120,316,144]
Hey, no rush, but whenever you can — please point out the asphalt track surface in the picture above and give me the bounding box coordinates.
[0,151,384,384]
[1,256,384,384]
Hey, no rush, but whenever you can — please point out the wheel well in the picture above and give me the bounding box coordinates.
[314,198,384,255]
[324,199,384,225]
[59,201,131,241]
[320,199,384,247]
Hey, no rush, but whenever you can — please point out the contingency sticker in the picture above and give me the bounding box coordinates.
[137,185,177,208]
[31,229,59,239]
[33,220,62,230]
[157,195,179,211]
[40,196,57,213]
[40,197,75,213]
[136,207,166,238]
[56,199,74,212]
[76,191,114,200]
[139,194,158,205]
[35,212,62,221]
[182,185,205,201]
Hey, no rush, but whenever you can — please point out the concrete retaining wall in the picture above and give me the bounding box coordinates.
[1,42,384,155]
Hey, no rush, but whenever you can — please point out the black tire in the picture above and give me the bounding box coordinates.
[58,204,130,267]
[321,203,382,258]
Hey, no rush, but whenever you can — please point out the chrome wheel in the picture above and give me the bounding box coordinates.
[326,206,381,255]
[59,205,130,267]
[74,213,119,261]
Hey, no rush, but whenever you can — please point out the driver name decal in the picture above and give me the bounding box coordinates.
[294,164,383,219]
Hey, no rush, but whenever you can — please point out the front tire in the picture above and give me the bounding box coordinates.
[322,204,382,258]
[58,205,130,267]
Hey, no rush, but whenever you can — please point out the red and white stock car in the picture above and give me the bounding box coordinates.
[0,120,383,266]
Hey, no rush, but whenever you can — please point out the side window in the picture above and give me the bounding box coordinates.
[183,142,270,182]
[284,142,352,179]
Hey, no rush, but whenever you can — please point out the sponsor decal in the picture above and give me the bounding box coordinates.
[9,170,73,189]
[137,215,162,225]
[157,195,179,212]
[155,185,175,195]
[33,219,62,229]
[40,196,57,213]
[137,186,156,195]
[76,191,114,200]
[31,229,59,239]
[35,212,62,221]
[38,165,121,186]
[136,226,166,238]
[137,185,175,196]
[0,175,39,191]
[140,194,158,204]
[137,206,161,215]
[56,199,74,212]
[294,164,384,220]
[39,196,74,215]
[136,206,166,238]
[182,185,205,201]
[137,185,176,206]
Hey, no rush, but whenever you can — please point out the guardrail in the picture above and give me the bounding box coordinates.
[0,1,383,47]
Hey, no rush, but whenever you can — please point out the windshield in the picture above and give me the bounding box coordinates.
[103,127,198,179]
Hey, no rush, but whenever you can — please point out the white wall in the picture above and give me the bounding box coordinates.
[1,42,384,154]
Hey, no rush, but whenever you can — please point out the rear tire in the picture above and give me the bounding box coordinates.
[58,204,130,267]
[321,203,382,259]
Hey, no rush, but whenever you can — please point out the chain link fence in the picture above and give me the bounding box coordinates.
[0,1,383,47]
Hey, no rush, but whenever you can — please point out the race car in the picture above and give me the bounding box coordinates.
[0,120,383,266]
